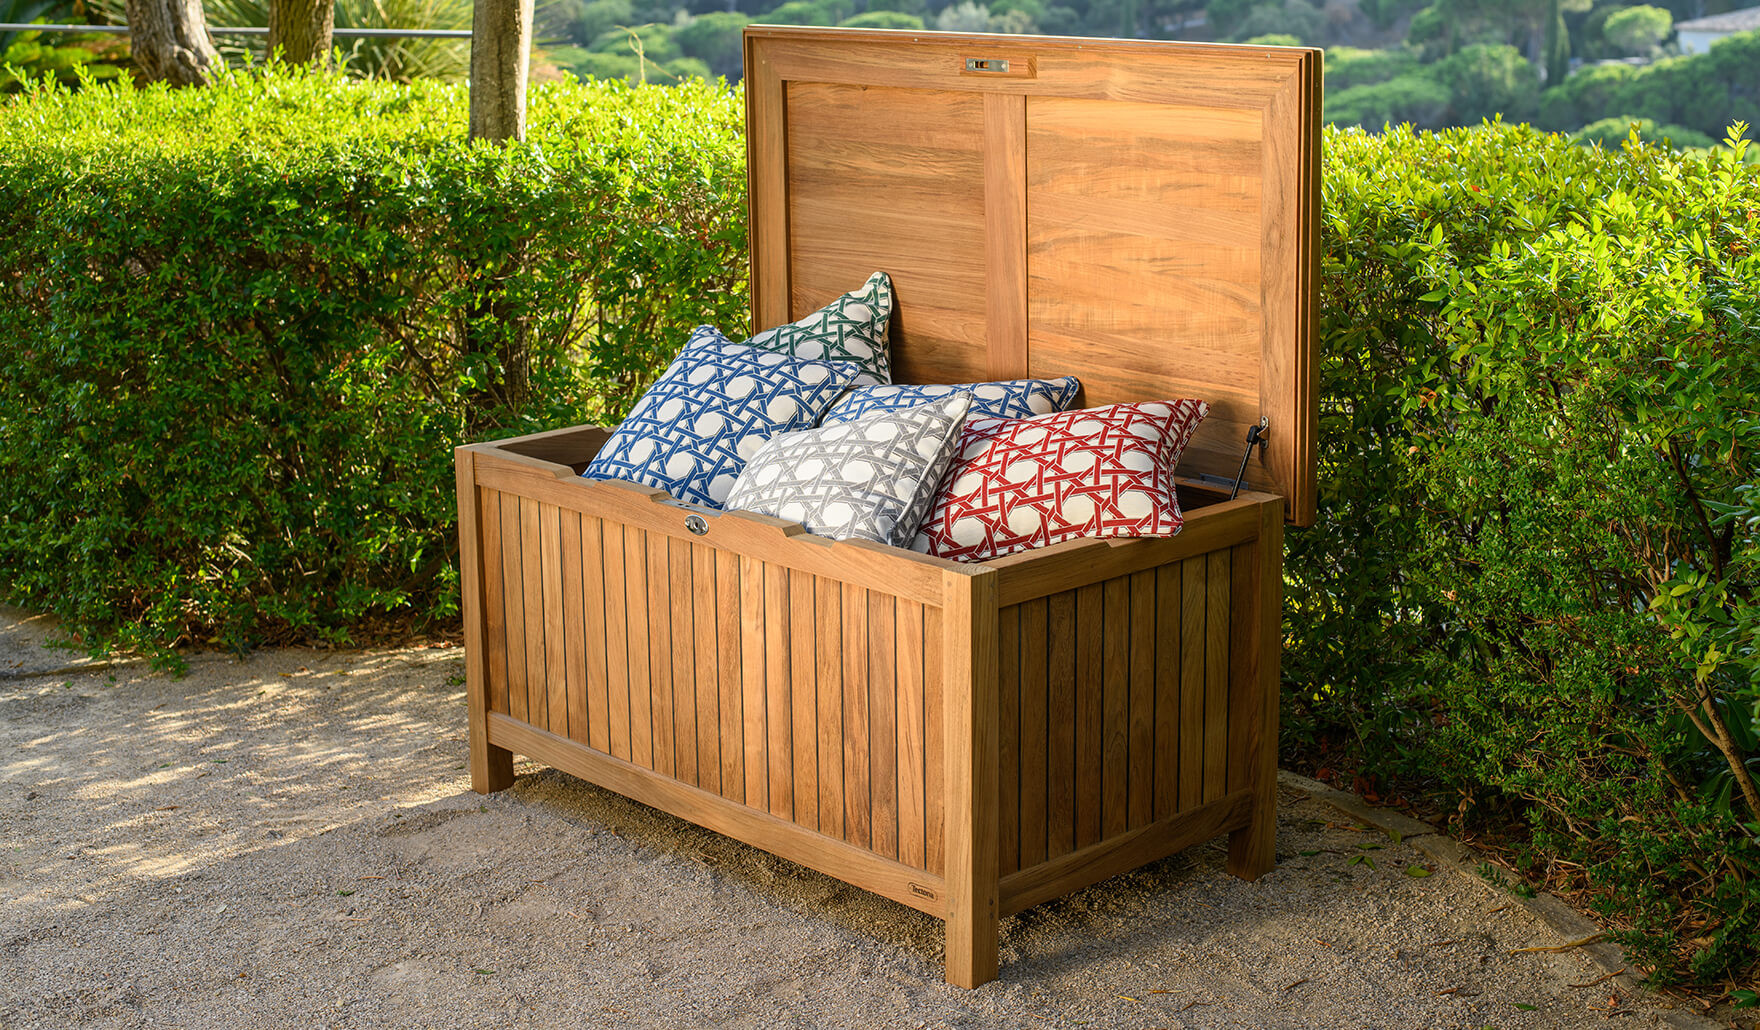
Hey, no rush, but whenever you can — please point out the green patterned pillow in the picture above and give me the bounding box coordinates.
[742,271,894,385]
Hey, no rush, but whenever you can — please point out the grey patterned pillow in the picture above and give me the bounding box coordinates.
[723,394,971,548]
[744,271,894,385]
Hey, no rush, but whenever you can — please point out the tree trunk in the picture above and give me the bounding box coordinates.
[268,0,336,65]
[126,0,220,85]
[468,0,535,141]
[1543,0,1569,88]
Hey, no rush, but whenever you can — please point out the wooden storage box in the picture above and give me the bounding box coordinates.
[455,26,1319,988]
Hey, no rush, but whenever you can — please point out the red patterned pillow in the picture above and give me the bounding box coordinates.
[912,401,1209,562]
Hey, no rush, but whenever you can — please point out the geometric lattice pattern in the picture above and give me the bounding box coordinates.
[820,375,1080,425]
[743,271,895,386]
[912,400,1209,562]
[581,330,859,508]
[724,394,972,548]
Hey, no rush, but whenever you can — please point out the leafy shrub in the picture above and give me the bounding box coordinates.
[0,67,747,657]
[1295,121,1760,987]
[1430,43,1537,124]
[1326,72,1451,129]
[1324,46,1420,92]
[1,32,129,92]
[1576,114,1715,150]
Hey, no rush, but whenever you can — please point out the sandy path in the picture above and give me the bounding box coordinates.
[0,606,1713,1029]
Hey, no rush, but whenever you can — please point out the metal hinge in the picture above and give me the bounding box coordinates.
[1230,416,1269,500]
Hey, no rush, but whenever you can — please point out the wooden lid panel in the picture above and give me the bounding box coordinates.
[746,27,1320,525]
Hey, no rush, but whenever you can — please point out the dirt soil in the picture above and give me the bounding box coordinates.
[0,605,1717,1029]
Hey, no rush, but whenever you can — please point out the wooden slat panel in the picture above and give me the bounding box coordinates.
[1179,556,1207,810]
[716,550,744,803]
[842,582,871,849]
[998,604,1021,876]
[897,599,926,870]
[765,565,793,820]
[583,518,612,753]
[1073,583,1103,850]
[1046,590,1077,860]
[869,593,898,860]
[540,503,568,738]
[790,572,818,832]
[1128,569,1156,829]
[647,534,674,778]
[741,556,768,810]
[1153,562,1182,820]
[1101,577,1129,840]
[481,489,509,716]
[561,510,588,746]
[1203,549,1232,803]
[500,492,527,723]
[816,580,845,838]
[624,527,652,769]
[924,605,945,876]
[691,542,720,794]
[519,496,546,728]
[601,521,630,760]
[669,537,698,785]
[1017,597,1049,869]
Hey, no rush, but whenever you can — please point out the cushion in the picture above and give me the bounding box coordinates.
[820,375,1081,426]
[724,394,972,548]
[742,271,895,386]
[912,400,1210,562]
[582,329,860,508]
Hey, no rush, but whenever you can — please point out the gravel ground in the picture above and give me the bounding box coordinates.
[0,605,1721,1029]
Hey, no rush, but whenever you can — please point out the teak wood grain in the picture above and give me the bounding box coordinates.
[458,26,1317,991]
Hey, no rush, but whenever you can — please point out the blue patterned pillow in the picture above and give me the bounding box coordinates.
[582,330,860,508]
[820,375,1081,426]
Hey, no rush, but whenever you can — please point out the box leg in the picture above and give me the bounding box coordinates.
[942,567,1001,988]
[458,445,516,795]
[944,881,999,989]
[470,724,515,794]
[1226,788,1275,880]
[1225,500,1282,882]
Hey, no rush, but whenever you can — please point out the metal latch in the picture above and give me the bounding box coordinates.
[964,57,1009,73]
[1230,416,1269,500]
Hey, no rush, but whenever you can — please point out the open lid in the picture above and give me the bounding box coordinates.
[744,27,1321,526]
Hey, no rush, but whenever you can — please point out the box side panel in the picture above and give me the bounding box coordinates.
[997,532,1259,880]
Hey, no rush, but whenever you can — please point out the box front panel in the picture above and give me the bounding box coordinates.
[481,484,947,876]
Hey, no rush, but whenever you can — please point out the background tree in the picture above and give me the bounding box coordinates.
[1543,0,1568,87]
[126,0,219,83]
[1604,4,1671,56]
[268,0,336,64]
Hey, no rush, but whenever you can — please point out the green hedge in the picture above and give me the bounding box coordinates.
[0,68,747,655]
[1297,122,1760,986]
[2,69,1757,988]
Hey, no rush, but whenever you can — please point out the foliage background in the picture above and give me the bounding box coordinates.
[0,70,746,654]
[1,69,1757,992]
